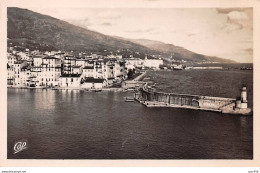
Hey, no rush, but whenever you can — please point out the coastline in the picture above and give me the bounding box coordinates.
[7,86,126,92]
[7,71,147,92]
[8,69,253,115]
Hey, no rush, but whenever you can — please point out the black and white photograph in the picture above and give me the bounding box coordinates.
[6,3,254,160]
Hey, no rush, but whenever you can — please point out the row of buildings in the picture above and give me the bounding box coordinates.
[125,57,163,69]
[7,49,127,88]
[7,47,166,89]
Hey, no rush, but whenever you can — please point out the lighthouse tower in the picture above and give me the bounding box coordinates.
[240,86,248,109]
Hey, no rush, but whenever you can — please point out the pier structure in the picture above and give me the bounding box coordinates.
[135,84,252,115]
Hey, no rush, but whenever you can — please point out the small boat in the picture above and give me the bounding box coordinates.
[95,89,102,92]
[27,85,46,89]
[125,97,135,102]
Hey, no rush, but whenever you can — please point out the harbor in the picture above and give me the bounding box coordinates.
[8,67,253,116]
[134,84,251,115]
[119,68,253,116]
[8,85,253,159]
[7,64,253,159]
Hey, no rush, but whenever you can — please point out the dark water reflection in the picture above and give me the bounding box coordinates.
[8,89,252,159]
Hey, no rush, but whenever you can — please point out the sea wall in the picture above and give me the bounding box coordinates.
[137,88,236,111]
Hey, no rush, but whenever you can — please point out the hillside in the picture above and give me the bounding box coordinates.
[7,7,159,54]
[7,7,236,63]
[130,39,236,63]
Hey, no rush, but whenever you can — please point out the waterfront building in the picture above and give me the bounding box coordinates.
[29,66,42,87]
[105,63,115,85]
[41,57,62,86]
[7,64,15,86]
[63,55,76,74]
[59,74,83,87]
[106,63,115,79]
[13,60,27,86]
[94,61,104,79]
[115,61,126,78]
[20,66,31,87]
[125,58,144,69]
[83,66,95,78]
[143,57,163,69]
[81,78,107,89]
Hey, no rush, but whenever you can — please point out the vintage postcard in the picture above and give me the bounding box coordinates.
[0,0,259,167]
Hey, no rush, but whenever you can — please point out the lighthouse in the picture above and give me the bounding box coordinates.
[240,86,248,109]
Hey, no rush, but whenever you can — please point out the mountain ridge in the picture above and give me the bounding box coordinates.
[7,7,236,63]
[8,7,159,54]
[113,36,236,63]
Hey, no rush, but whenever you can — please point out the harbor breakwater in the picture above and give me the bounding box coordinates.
[134,84,252,115]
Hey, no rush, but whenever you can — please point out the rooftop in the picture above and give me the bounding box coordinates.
[76,58,87,61]
[84,78,105,83]
[83,66,94,69]
[60,74,82,78]
[72,65,82,68]
[33,55,45,58]
[43,56,58,59]
[14,61,24,64]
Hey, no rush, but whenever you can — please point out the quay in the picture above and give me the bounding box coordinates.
[134,84,252,115]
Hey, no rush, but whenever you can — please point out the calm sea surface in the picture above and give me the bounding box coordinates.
[8,68,253,159]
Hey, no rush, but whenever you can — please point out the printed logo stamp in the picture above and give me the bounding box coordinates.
[14,140,28,154]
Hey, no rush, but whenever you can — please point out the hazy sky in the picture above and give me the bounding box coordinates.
[30,8,253,63]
